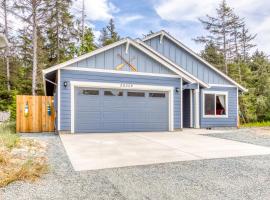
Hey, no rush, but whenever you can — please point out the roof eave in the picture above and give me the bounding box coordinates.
[143,30,247,92]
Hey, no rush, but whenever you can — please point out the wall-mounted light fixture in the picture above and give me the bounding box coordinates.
[175,87,180,93]
[63,81,68,88]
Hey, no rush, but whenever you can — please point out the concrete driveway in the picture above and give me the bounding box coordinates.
[60,132,270,171]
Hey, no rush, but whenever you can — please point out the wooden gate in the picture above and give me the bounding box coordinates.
[16,95,55,133]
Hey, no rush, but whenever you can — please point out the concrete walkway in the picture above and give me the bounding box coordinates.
[60,132,270,171]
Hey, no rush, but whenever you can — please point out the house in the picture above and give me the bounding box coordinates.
[43,30,247,133]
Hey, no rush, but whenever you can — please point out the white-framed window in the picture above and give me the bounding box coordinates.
[202,91,228,118]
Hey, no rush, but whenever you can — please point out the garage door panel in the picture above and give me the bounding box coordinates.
[75,88,169,132]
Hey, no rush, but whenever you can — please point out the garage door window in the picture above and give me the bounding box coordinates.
[82,90,99,95]
[127,91,145,97]
[149,92,166,98]
[104,90,123,96]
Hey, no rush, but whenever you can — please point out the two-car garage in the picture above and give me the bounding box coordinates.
[74,86,170,133]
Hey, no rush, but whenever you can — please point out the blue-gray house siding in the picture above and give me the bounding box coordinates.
[68,44,175,75]
[200,86,238,128]
[59,69,181,131]
[144,36,231,85]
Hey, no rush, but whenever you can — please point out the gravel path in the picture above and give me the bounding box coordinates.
[1,130,270,200]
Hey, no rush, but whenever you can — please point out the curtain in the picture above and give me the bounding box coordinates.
[217,95,225,109]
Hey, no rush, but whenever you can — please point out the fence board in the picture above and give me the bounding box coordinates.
[16,95,55,133]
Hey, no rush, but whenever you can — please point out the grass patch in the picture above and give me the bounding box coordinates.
[0,121,48,187]
[0,122,19,149]
[241,121,270,128]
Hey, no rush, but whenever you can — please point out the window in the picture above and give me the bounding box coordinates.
[104,90,123,96]
[149,92,166,98]
[127,91,145,97]
[203,92,227,117]
[82,90,99,95]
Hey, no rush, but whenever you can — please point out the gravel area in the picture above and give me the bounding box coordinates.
[204,128,270,147]
[1,130,270,200]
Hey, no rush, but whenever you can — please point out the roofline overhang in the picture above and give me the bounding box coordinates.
[43,38,209,88]
[142,30,248,92]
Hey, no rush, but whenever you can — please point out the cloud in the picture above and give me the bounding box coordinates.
[153,0,270,53]
[72,0,119,21]
[118,15,144,25]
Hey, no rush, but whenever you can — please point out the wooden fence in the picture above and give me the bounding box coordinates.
[16,95,55,133]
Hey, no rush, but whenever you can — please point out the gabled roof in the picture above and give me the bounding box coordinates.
[142,30,247,92]
[43,38,209,88]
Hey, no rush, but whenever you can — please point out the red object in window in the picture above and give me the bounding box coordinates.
[216,109,224,115]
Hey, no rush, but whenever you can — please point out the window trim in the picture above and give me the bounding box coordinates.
[202,90,228,118]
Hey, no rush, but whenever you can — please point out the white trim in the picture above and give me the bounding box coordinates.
[209,84,236,88]
[190,89,193,128]
[125,41,130,54]
[202,90,229,118]
[57,70,61,131]
[160,32,164,44]
[42,71,47,96]
[70,81,174,133]
[63,67,180,78]
[137,40,209,88]
[180,78,183,129]
[236,87,239,127]
[194,88,200,128]
[142,30,247,92]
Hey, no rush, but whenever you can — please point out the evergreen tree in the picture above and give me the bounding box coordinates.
[195,0,242,74]
[13,0,47,95]
[239,25,257,62]
[44,0,76,66]
[76,26,96,56]
[99,19,120,46]
[200,42,225,71]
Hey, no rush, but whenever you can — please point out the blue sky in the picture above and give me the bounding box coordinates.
[72,0,270,54]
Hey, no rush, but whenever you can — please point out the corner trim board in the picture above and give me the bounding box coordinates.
[57,70,61,131]
[70,81,174,133]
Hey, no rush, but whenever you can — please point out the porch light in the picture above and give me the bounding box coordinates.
[175,87,180,93]
[63,81,68,88]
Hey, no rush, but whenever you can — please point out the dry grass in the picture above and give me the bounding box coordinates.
[0,122,48,187]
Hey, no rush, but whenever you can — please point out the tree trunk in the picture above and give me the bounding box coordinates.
[56,0,60,63]
[32,0,38,95]
[81,0,85,46]
[3,0,10,91]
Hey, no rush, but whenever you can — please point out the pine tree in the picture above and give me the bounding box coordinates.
[76,26,96,56]
[0,0,11,91]
[44,0,76,66]
[13,0,47,95]
[194,0,241,74]
[200,42,225,71]
[239,25,257,62]
[99,19,120,46]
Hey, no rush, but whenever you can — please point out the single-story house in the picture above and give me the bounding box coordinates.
[43,30,247,133]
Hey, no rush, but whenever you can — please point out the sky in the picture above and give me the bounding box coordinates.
[72,0,270,55]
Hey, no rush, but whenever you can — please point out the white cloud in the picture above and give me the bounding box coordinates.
[153,0,270,53]
[118,15,144,25]
[72,0,119,21]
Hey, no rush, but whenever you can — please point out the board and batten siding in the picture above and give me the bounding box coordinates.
[68,44,175,75]
[200,86,238,128]
[59,69,181,131]
[144,36,231,85]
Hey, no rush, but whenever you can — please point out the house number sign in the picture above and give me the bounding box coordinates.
[120,83,133,88]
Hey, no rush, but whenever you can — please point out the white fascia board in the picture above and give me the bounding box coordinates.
[43,38,129,74]
[63,67,180,78]
[137,40,209,88]
[142,31,247,92]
